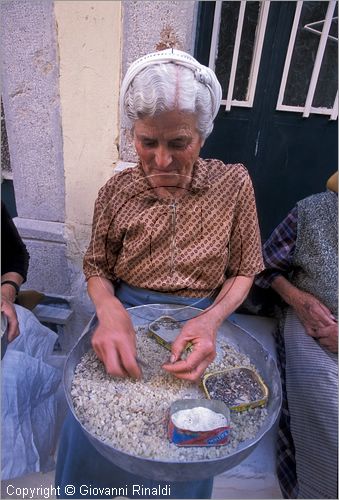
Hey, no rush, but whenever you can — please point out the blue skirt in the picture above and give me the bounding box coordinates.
[55,282,214,499]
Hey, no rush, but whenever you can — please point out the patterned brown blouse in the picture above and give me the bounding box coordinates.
[83,158,264,298]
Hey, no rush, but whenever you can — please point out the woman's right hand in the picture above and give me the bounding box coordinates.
[91,296,142,379]
[87,276,142,379]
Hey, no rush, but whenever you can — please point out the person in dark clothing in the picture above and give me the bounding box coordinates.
[1,201,62,480]
[1,201,30,341]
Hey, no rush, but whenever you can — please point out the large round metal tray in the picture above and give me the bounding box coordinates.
[64,304,282,481]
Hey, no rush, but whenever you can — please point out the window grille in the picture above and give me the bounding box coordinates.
[276,1,338,119]
[209,1,270,111]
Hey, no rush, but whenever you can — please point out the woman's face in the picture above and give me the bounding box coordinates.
[133,110,203,197]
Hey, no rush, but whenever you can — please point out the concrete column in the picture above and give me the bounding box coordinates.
[1,0,65,222]
[1,0,69,295]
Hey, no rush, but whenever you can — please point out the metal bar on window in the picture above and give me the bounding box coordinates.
[246,1,270,107]
[278,104,336,116]
[276,1,303,111]
[225,1,246,111]
[208,1,223,72]
[303,1,337,117]
[304,17,338,42]
[330,91,338,120]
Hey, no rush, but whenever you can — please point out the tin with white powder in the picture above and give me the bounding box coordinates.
[168,399,231,447]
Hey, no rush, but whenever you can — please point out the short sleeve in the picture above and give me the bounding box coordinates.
[83,183,122,281]
[227,172,264,277]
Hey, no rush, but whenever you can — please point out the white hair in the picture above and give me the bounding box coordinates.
[123,63,216,140]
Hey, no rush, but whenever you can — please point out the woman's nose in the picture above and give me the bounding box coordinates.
[154,146,172,169]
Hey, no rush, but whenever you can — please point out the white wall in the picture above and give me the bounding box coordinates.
[54,1,122,266]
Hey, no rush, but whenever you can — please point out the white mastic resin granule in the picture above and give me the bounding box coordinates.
[71,325,268,461]
[171,407,228,431]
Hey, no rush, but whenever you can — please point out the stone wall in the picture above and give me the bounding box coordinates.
[1,0,68,295]
[1,100,11,176]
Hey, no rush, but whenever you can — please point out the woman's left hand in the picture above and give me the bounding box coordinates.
[1,296,19,342]
[310,322,338,353]
[162,314,217,382]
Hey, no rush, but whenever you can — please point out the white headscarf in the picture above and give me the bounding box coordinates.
[120,49,222,122]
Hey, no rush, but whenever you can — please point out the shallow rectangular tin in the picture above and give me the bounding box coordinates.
[148,315,182,351]
[202,367,269,412]
[168,399,231,447]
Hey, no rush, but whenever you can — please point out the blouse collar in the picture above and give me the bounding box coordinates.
[131,157,210,200]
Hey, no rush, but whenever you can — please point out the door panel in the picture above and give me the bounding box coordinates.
[195,1,338,239]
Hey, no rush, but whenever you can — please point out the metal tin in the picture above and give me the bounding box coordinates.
[202,367,269,412]
[1,312,8,360]
[168,399,231,447]
[148,315,183,351]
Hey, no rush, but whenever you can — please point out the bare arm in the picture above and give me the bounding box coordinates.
[87,276,142,379]
[163,275,254,381]
[271,275,337,352]
[1,271,24,342]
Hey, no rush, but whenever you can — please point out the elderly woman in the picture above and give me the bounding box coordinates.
[55,49,264,499]
[256,173,338,499]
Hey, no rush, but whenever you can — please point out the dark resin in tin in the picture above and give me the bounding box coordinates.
[205,368,264,408]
